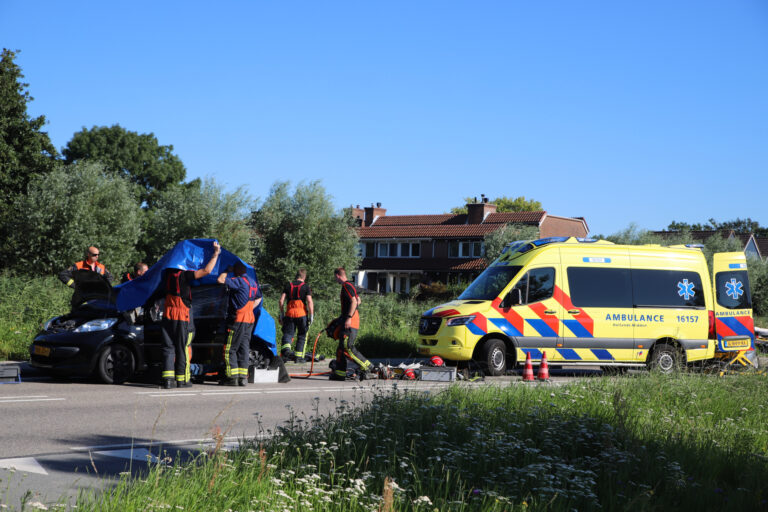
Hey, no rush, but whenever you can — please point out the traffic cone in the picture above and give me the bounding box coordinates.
[537,351,550,381]
[522,351,535,382]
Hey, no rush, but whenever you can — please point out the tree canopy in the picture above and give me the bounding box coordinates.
[63,124,188,206]
[0,49,58,223]
[667,218,767,237]
[251,181,359,298]
[451,195,542,214]
[483,224,540,262]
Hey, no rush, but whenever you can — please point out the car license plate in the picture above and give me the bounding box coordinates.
[33,345,51,357]
[418,347,430,355]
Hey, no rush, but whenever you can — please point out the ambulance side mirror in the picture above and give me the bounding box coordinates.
[502,288,522,308]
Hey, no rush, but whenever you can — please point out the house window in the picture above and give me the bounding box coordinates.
[375,241,420,258]
[449,241,484,258]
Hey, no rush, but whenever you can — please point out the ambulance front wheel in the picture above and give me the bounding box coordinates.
[480,338,507,376]
[648,343,679,374]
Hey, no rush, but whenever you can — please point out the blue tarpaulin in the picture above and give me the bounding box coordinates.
[115,239,276,355]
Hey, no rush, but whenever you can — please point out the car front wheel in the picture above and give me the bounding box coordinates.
[96,344,135,384]
[480,338,507,376]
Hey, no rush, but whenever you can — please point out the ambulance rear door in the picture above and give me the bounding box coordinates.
[712,253,754,352]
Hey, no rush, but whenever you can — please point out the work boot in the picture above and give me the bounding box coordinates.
[219,377,238,386]
[177,380,194,388]
[238,377,247,387]
[161,378,175,389]
[281,349,297,362]
[329,372,346,381]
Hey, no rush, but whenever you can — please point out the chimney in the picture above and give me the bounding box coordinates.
[350,205,365,225]
[364,202,387,226]
[466,197,496,224]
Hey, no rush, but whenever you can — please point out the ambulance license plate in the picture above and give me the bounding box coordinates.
[33,345,51,357]
[724,338,750,350]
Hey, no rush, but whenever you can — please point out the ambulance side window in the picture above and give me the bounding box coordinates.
[632,270,705,308]
[513,268,555,304]
[568,267,633,308]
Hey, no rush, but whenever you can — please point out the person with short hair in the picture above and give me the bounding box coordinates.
[58,246,113,287]
[217,261,262,386]
[278,268,314,361]
[330,267,370,380]
[160,241,220,389]
[121,262,148,283]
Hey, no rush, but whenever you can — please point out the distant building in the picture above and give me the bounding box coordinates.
[351,199,588,293]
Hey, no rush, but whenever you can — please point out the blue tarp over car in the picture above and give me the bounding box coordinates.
[115,239,276,355]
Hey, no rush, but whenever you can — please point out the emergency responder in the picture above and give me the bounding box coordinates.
[216,261,262,386]
[278,268,314,361]
[330,267,371,381]
[160,241,221,389]
[58,246,113,287]
[121,262,148,283]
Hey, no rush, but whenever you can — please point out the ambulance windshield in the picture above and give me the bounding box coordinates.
[458,265,523,301]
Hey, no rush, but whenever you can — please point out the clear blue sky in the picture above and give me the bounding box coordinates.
[2,1,766,236]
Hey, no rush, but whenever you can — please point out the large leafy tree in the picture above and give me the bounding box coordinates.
[62,124,188,206]
[143,178,254,262]
[251,181,359,297]
[0,49,58,231]
[451,195,542,214]
[4,162,142,277]
[484,224,540,262]
[668,218,767,237]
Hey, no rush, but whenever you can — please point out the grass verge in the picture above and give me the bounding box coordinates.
[71,372,768,511]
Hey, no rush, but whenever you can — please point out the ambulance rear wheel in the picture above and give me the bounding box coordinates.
[649,343,678,374]
[481,338,507,376]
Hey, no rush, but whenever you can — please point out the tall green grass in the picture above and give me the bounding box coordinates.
[0,272,70,360]
[69,372,768,511]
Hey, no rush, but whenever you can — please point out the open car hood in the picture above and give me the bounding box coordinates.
[72,269,116,307]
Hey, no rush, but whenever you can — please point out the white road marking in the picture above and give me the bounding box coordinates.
[0,457,48,475]
[70,437,245,451]
[94,448,161,463]
[0,398,65,404]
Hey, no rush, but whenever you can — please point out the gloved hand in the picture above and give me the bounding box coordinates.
[308,314,314,326]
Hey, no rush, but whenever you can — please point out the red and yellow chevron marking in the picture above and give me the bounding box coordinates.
[554,285,594,336]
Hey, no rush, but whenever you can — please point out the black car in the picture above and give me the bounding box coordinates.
[30,269,278,384]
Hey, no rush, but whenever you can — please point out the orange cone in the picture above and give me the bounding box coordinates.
[522,351,535,381]
[537,351,550,381]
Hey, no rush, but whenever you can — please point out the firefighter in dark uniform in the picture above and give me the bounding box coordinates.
[217,261,262,386]
[121,262,148,283]
[160,241,220,389]
[330,267,371,380]
[278,268,314,361]
[58,246,113,287]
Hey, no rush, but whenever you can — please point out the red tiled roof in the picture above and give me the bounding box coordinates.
[357,224,504,239]
[484,211,546,224]
[360,257,488,271]
[372,214,467,226]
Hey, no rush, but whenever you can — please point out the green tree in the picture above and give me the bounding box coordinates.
[668,218,767,236]
[483,224,540,262]
[251,181,359,297]
[0,49,58,241]
[4,162,142,276]
[143,178,254,262]
[62,124,188,206]
[451,195,542,214]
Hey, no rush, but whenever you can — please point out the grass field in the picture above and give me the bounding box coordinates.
[60,372,768,512]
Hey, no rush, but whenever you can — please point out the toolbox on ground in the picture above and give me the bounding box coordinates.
[248,366,279,383]
[0,365,21,384]
[419,366,456,382]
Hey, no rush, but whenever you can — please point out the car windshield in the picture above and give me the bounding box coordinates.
[458,265,523,300]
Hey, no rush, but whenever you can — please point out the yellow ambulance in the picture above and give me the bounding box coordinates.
[417,237,755,374]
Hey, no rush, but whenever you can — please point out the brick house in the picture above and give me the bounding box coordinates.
[350,200,588,293]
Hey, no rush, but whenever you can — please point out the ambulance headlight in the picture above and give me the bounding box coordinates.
[74,318,118,333]
[446,315,476,326]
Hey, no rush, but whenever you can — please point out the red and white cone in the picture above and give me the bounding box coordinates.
[537,351,550,381]
[522,351,535,382]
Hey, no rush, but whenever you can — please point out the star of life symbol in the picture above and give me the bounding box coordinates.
[677,279,695,301]
[725,278,744,300]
